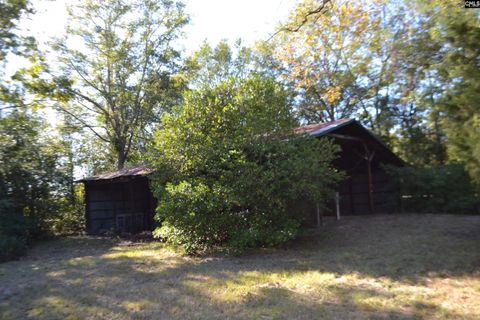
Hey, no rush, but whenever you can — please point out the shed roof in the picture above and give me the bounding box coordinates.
[294,118,403,165]
[293,118,354,137]
[78,164,153,182]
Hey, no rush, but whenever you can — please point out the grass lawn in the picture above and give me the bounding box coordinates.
[1,214,479,320]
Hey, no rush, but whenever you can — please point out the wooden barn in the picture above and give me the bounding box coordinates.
[79,118,403,234]
[78,165,156,235]
[294,118,403,222]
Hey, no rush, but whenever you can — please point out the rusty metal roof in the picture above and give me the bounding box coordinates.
[78,164,153,182]
[295,118,404,165]
[293,118,354,137]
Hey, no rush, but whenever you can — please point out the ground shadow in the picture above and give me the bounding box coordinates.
[1,214,479,319]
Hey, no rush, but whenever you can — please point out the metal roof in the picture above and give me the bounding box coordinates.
[294,118,404,165]
[293,118,355,137]
[78,164,153,182]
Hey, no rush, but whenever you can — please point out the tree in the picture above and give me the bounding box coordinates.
[182,39,282,89]
[0,0,36,116]
[150,75,343,253]
[275,0,448,167]
[0,110,70,261]
[53,0,188,169]
[276,0,378,123]
[422,0,480,187]
[0,0,33,62]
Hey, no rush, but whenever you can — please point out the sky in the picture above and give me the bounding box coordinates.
[21,0,299,53]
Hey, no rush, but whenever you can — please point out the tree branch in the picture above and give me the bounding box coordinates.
[53,103,111,143]
[267,0,332,41]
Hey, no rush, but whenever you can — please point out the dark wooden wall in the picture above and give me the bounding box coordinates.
[84,176,155,234]
[330,123,400,215]
[336,170,397,215]
[300,124,401,225]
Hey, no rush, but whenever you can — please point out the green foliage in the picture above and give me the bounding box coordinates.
[50,185,86,235]
[424,1,480,188]
[50,0,188,169]
[182,39,281,90]
[151,75,343,253]
[0,212,33,262]
[0,110,73,260]
[0,0,34,61]
[0,235,27,262]
[387,164,479,214]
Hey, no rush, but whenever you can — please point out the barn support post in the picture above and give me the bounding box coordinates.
[113,195,118,233]
[129,178,135,233]
[335,192,341,220]
[84,183,90,233]
[363,145,376,214]
[147,179,155,230]
[400,192,404,214]
[316,202,323,227]
[367,159,374,214]
[349,178,354,215]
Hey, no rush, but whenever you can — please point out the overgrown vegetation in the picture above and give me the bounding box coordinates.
[0,111,80,261]
[151,76,343,253]
[387,164,479,214]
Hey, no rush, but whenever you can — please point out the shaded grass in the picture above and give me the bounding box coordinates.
[0,214,479,319]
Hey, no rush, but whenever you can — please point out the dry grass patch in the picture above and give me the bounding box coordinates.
[1,214,479,319]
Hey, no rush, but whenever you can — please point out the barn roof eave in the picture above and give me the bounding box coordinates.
[75,164,154,183]
[307,119,405,166]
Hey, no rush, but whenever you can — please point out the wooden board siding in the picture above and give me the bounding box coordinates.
[337,170,397,215]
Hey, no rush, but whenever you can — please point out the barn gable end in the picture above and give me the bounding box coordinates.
[297,118,403,220]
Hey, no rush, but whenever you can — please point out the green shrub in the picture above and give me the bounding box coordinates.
[0,211,34,262]
[0,235,27,262]
[151,75,343,254]
[0,111,74,261]
[387,163,479,214]
[51,185,86,235]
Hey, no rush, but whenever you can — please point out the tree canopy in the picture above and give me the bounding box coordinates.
[52,0,188,169]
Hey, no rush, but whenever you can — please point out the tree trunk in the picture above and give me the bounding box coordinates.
[114,136,128,170]
[117,151,126,170]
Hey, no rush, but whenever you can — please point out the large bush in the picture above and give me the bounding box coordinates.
[0,210,34,262]
[150,76,343,253]
[387,164,479,214]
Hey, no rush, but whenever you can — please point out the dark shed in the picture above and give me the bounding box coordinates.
[79,119,403,234]
[78,165,156,234]
[295,118,403,217]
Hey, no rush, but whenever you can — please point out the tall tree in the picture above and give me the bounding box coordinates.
[275,0,449,166]
[420,0,480,186]
[53,0,188,169]
[0,109,71,261]
[276,0,378,123]
[182,39,282,90]
[0,0,36,115]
